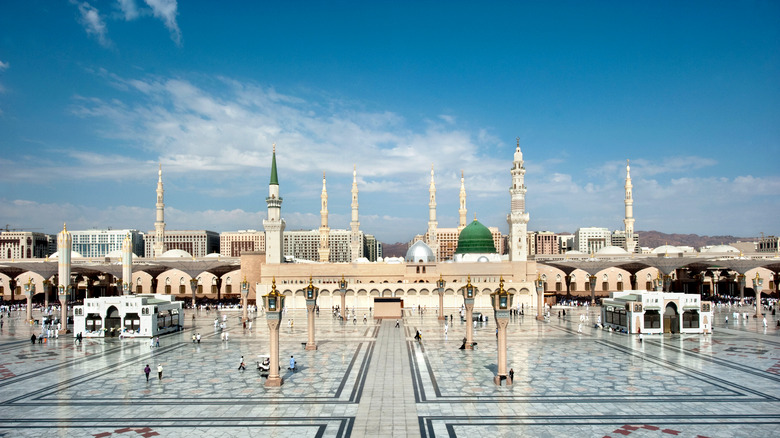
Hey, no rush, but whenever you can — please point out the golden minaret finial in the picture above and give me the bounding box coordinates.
[63,223,67,232]
[273,143,276,154]
[516,137,520,148]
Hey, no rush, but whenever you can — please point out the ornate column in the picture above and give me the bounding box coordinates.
[436,275,446,320]
[304,277,319,350]
[589,275,597,305]
[752,273,764,318]
[535,274,545,321]
[338,276,347,322]
[24,279,35,322]
[491,278,513,385]
[57,224,71,333]
[461,276,476,350]
[241,277,249,322]
[189,278,198,309]
[737,274,746,305]
[263,278,284,387]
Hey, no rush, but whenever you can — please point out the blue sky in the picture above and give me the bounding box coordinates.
[1,1,778,243]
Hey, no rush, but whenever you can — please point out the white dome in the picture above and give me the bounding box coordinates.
[596,246,629,255]
[405,241,435,263]
[703,245,739,253]
[160,249,192,258]
[50,250,84,259]
[204,253,221,258]
[651,245,682,254]
[565,250,584,255]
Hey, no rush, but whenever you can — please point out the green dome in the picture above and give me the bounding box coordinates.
[455,219,497,254]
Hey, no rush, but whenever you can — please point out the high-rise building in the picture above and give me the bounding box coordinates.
[69,229,145,258]
[144,230,219,258]
[527,231,560,256]
[363,234,382,262]
[0,231,51,259]
[575,227,611,253]
[220,230,265,257]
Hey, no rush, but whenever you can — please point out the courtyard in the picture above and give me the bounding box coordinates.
[0,304,778,437]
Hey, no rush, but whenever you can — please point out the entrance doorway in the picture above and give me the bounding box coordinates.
[663,303,679,334]
[105,306,121,336]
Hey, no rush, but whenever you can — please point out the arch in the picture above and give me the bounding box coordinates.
[663,302,679,334]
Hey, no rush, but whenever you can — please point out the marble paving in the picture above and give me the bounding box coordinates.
[0,303,777,437]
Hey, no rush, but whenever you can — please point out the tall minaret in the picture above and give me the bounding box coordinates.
[263,145,286,264]
[318,172,330,263]
[153,164,166,257]
[121,232,133,294]
[349,165,362,262]
[426,164,439,261]
[623,159,637,253]
[507,138,530,261]
[458,170,467,233]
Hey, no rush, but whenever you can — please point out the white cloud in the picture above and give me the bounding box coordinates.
[0,60,8,71]
[144,0,181,45]
[74,1,111,47]
[117,0,140,20]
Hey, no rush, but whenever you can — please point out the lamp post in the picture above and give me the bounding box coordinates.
[461,276,476,350]
[338,276,348,322]
[241,277,249,322]
[189,278,198,309]
[491,277,513,385]
[263,278,285,387]
[304,277,319,350]
[653,272,662,292]
[57,284,69,333]
[437,275,446,321]
[535,274,545,321]
[752,273,764,318]
[24,279,35,322]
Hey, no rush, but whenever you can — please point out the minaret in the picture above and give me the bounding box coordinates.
[318,172,330,263]
[263,145,286,264]
[153,164,166,257]
[507,138,530,261]
[623,159,637,253]
[349,165,362,262]
[122,232,133,294]
[458,170,467,233]
[57,223,72,331]
[427,164,439,261]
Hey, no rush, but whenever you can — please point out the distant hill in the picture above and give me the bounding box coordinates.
[382,242,408,258]
[638,231,754,250]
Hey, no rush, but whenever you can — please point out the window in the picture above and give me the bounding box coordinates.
[683,310,699,328]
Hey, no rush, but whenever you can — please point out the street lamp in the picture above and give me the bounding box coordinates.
[240,277,249,322]
[338,275,348,322]
[752,273,764,318]
[436,274,446,321]
[535,274,545,321]
[490,277,513,385]
[262,278,285,387]
[304,277,319,350]
[24,279,35,322]
[461,276,476,350]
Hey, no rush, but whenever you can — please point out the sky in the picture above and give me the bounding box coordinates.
[0,1,778,244]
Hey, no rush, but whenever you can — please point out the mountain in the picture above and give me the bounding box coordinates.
[637,231,754,250]
[381,242,408,258]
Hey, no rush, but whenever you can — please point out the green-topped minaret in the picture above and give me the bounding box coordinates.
[269,145,279,186]
[263,143,286,264]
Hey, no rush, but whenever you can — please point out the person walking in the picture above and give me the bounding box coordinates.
[196,333,201,344]
[395,319,399,328]
[509,368,514,382]
[289,355,296,372]
[157,364,163,380]
[155,337,160,348]
[144,364,151,382]
[149,338,154,349]
[238,356,246,371]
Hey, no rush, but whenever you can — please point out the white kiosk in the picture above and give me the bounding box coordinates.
[73,294,183,338]
[601,290,713,335]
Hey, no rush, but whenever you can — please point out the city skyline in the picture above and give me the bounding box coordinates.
[1,1,778,243]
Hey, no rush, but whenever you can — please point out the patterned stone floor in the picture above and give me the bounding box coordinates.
[0,303,777,437]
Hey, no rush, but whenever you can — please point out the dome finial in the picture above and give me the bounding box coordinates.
[516,137,520,149]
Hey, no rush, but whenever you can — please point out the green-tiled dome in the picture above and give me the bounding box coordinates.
[455,219,496,254]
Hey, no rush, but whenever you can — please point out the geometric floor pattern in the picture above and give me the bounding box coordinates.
[0,304,778,437]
